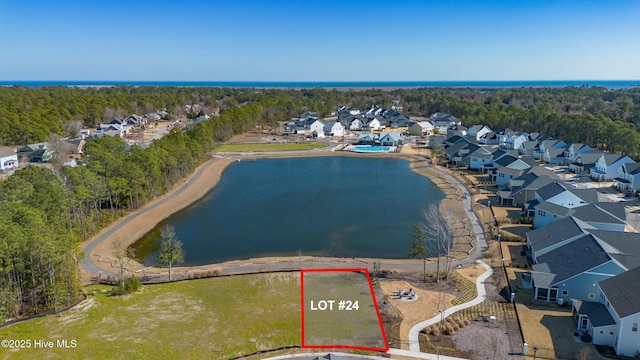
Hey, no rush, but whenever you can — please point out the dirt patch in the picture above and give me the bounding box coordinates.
[379,279,456,350]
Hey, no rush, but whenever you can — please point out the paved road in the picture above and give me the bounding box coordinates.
[80,156,225,278]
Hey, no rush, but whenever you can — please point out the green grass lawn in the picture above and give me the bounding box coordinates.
[213,142,328,153]
[302,271,386,349]
[0,273,300,360]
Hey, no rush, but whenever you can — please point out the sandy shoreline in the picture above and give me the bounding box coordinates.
[81,147,462,280]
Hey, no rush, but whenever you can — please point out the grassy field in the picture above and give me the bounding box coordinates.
[0,273,300,360]
[213,142,328,153]
[302,271,386,350]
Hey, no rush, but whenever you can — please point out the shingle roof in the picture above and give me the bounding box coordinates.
[499,167,525,177]
[568,189,599,204]
[527,216,590,252]
[536,182,568,201]
[534,201,576,217]
[511,175,557,197]
[599,266,640,318]
[602,153,629,167]
[494,155,519,167]
[571,204,626,225]
[590,230,640,256]
[0,146,17,158]
[574,300,616,327]
[624,162,640,175]
[608,254,640,271]
[521,141,539,150]
[533,234,610,284]
[575,150,605,165]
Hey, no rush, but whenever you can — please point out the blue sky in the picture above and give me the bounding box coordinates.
[0,0,638,81]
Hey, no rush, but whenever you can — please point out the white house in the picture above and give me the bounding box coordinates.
[309,119,327,138]
[577,266,640,357]
[591,154,636,181]
[96,123,132,138]
[0,146,19,171]
[563,143,592,165]
[615,162,640,193]
[366,118,382,130]
[534,139,566,160]
[323,121,345,137]
[500,130,529,150]
[378,132,404,146]
[466,125,492,141]
[349,118,364,131]
[408,121,434,136]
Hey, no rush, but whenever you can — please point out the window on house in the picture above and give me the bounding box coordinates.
[633,323,638,332]
[562,290,568,296]
[588,293,595,299]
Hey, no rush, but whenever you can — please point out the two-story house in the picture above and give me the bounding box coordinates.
[614,162,640,193]
[591,154,636,181]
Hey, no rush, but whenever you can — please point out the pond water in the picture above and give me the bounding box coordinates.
[132,156,445,265]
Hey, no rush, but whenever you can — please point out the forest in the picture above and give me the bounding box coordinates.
[1,85,640,319]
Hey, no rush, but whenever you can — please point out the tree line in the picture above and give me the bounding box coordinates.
[1,85,640,319]
[0,101,264,320]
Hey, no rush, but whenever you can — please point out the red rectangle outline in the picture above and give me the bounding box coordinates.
[300,268,389,352]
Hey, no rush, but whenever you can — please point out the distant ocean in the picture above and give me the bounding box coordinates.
[1,80,639,89]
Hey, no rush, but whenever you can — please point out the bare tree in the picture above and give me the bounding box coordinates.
[46,133,71,169]
[414,204,455,282]
[112,239,135,289]
[63,118,83,139]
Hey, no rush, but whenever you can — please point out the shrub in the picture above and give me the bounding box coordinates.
[455,318,466,328]
[444,324,455,335]
[431,328,440,337]
[111,276,142,296]
[463,319,470,326]
[124,277,142,293]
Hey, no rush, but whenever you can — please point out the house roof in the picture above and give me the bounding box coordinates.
[568,189,600,204]
[536,182,569,201]
[479,131,498,140]
[535,201,575,217]
[575,150,605,165]
[608,254,640,271]
[380,132,404,141]
[533,234,610,285]
[0,146,17,158]
[599,266,640,318]
[571,204,626,226]
[590,230,640,256]
[545,147,566,159]
[574,300,616,327]
[527,216,590,252]
[498,167,525,177]
[520,141,539,151]
[526,166,560,178]
[494,155,519,167]
[511,174,557,197]
[602,153,632,167]
[623,162,640,175]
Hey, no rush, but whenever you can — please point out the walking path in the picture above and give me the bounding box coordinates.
[404,260,493,353]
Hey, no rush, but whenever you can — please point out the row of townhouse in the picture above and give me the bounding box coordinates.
[336,106,410,131]
[434,119,640,355]
[525,215,640,356]
[441,121,639,188]
[286,113,346,138]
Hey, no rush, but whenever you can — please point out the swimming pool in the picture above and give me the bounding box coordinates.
[350,145,393,153]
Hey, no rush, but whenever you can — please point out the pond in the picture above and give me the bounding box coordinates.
[132,156,445,265]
